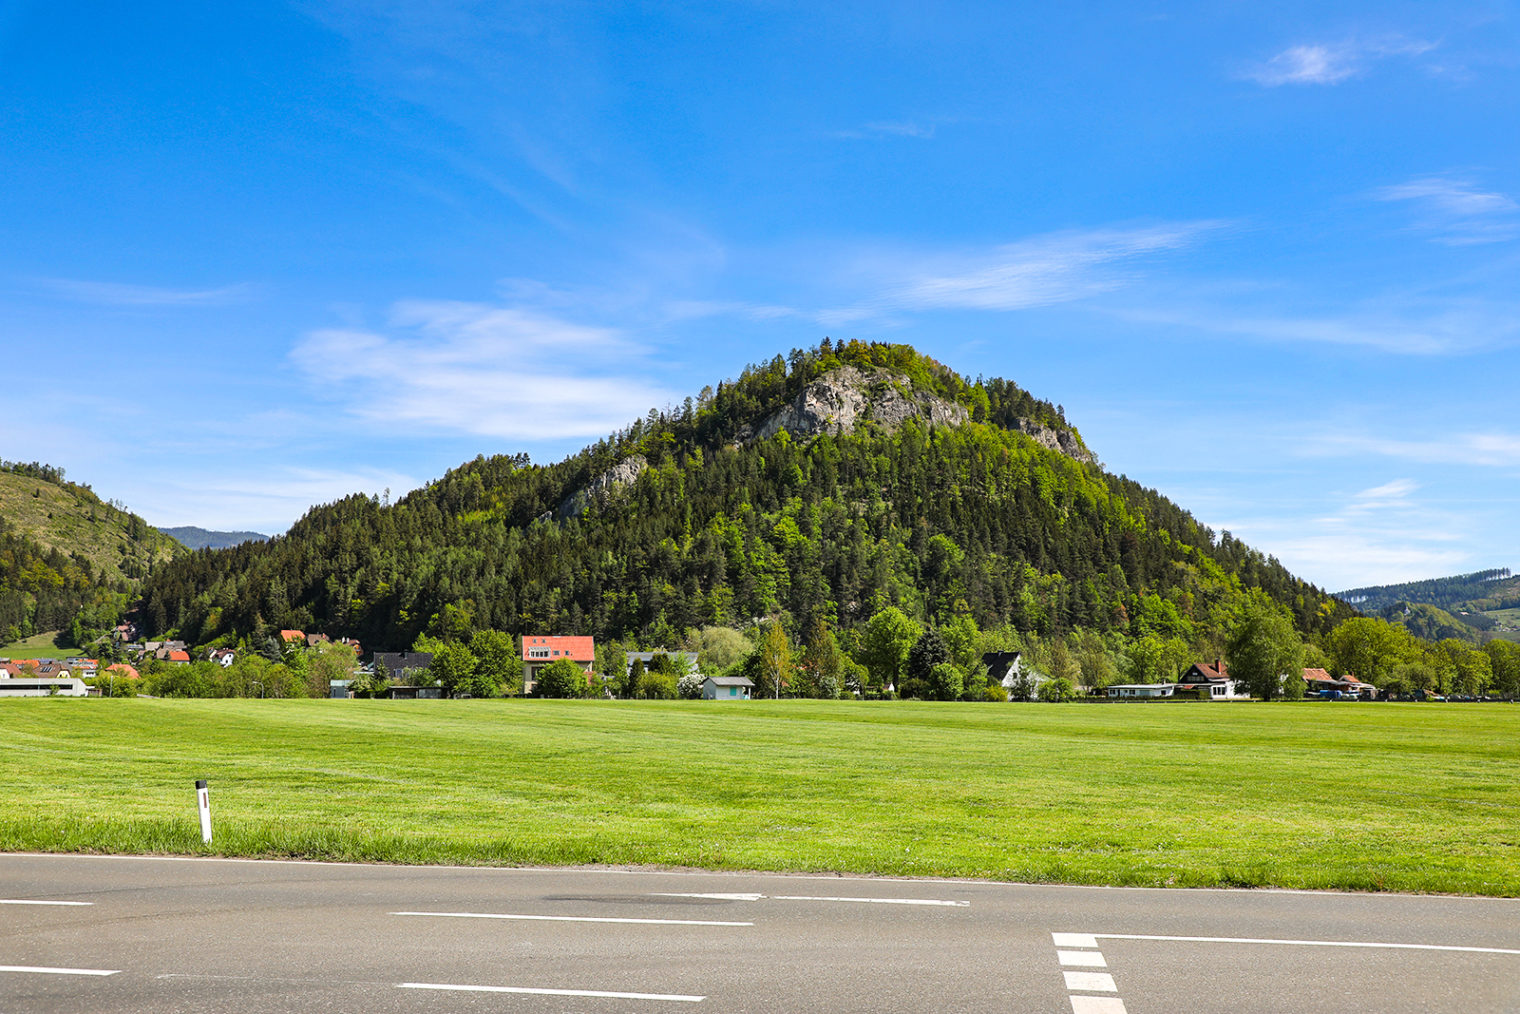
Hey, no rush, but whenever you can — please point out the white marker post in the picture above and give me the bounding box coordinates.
[195,779,212,844]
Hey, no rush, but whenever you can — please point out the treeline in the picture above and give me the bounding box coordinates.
[136,342,1354,678]
[1341,568,1515,612]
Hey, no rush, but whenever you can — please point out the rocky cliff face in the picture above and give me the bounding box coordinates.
[752,366,969,443]
[554,454,648,519]
[1010,419,1092,464]
[749,366,1091,463]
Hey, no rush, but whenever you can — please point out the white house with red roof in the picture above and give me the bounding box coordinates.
[521,635,596,694]
[1175,658,1250,700]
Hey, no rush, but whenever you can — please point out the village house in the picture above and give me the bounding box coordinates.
[1303,668,1376,699]
[1174,658,1250,700]
[521,636,596,695]
[208,648,236,668]
[982,650,1049,698]
[624,650,699,675]
[702,674,754,700]
[1105,683,1176,699]
[372,651,434,683]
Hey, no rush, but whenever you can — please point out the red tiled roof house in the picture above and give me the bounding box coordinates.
[521,636,596,695]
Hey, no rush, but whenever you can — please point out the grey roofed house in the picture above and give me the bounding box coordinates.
[702,675,754,700]
[372,651,434,678]
[624,650,699,673]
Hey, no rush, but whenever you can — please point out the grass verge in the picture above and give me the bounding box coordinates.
[1,698,1517,894]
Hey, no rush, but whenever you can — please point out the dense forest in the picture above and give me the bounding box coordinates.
[137,341,1356,667]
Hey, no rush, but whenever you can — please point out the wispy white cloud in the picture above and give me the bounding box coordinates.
[835,223,1223,320]
[1217,478,1471,590]
[1372,175,1519,244]
[830,120,937,140]
[1114,297,1519,355]
[1243,37,1436,86]
[33,278,258,307]
[291,299,679,440]
[1320,431,1520,468]
[653,223,1223,329]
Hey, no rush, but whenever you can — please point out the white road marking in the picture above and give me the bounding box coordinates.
[1069,997,1127,1014]
[652,892,968,907]
[1064,971,1118,992]
[0,899,91,906]
[400,982,704,1002]
[1058,950,1107,967]
[1096,933,1520,956]
[0,965,119,976]
[1053,934,1102,950]
[774,895,969,907]
[391,911,752,927]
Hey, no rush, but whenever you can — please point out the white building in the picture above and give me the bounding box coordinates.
[1105,683,1175,699]
[0,677,89,697]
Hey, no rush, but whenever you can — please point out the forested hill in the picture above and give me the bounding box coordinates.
[1340,569,1520,645]
[138,340,1355,652]
[0,461,182,645]
[1339,569,1516,613]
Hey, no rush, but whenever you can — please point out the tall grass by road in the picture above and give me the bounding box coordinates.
[1,698,1516,895]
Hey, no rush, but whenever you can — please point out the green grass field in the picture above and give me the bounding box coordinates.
[0,631,78,656]
[1,698,1517,895]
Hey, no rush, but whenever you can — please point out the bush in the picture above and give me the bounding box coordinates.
[636,669,678,700]
[1037,677,1076,702]
[677,673,705,699]
[981,683,1009,702]
[535,658,592,698]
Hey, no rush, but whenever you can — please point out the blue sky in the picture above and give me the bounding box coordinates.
[2,1,1516,592]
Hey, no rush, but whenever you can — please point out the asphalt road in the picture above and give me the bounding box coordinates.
[2,854,1518,1013]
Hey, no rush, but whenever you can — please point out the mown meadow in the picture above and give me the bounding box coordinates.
[2,698,1516,895]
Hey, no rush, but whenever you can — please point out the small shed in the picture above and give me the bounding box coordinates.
[702,675,754,700]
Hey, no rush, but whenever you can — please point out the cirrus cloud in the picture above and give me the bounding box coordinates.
[292,300,679,440]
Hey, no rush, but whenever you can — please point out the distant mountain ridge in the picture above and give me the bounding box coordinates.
[1339,568,1520,644]
[1338,568,1514,612]
[162,526,271,551]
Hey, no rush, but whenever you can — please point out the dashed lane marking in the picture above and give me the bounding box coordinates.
[400,982,704,1002]
[1054,933,1129,1014]
[1069,997,1128,1014]
[1094,933,1520,956]
[1063,971,1118,992]
[652,892,968,906]
[391,911,752,927]
[1052,933,1097,948]
[0,965,119,976]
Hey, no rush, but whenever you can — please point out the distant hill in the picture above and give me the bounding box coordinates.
[1340,569,1520,644]
[0,460,182,645]
[1338,569,1515,612]
[0,462,182,583]
[162,526,270,551]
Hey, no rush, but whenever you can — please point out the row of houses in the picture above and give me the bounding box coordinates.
[360,637,752,700]
[1101,662,1377,701]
